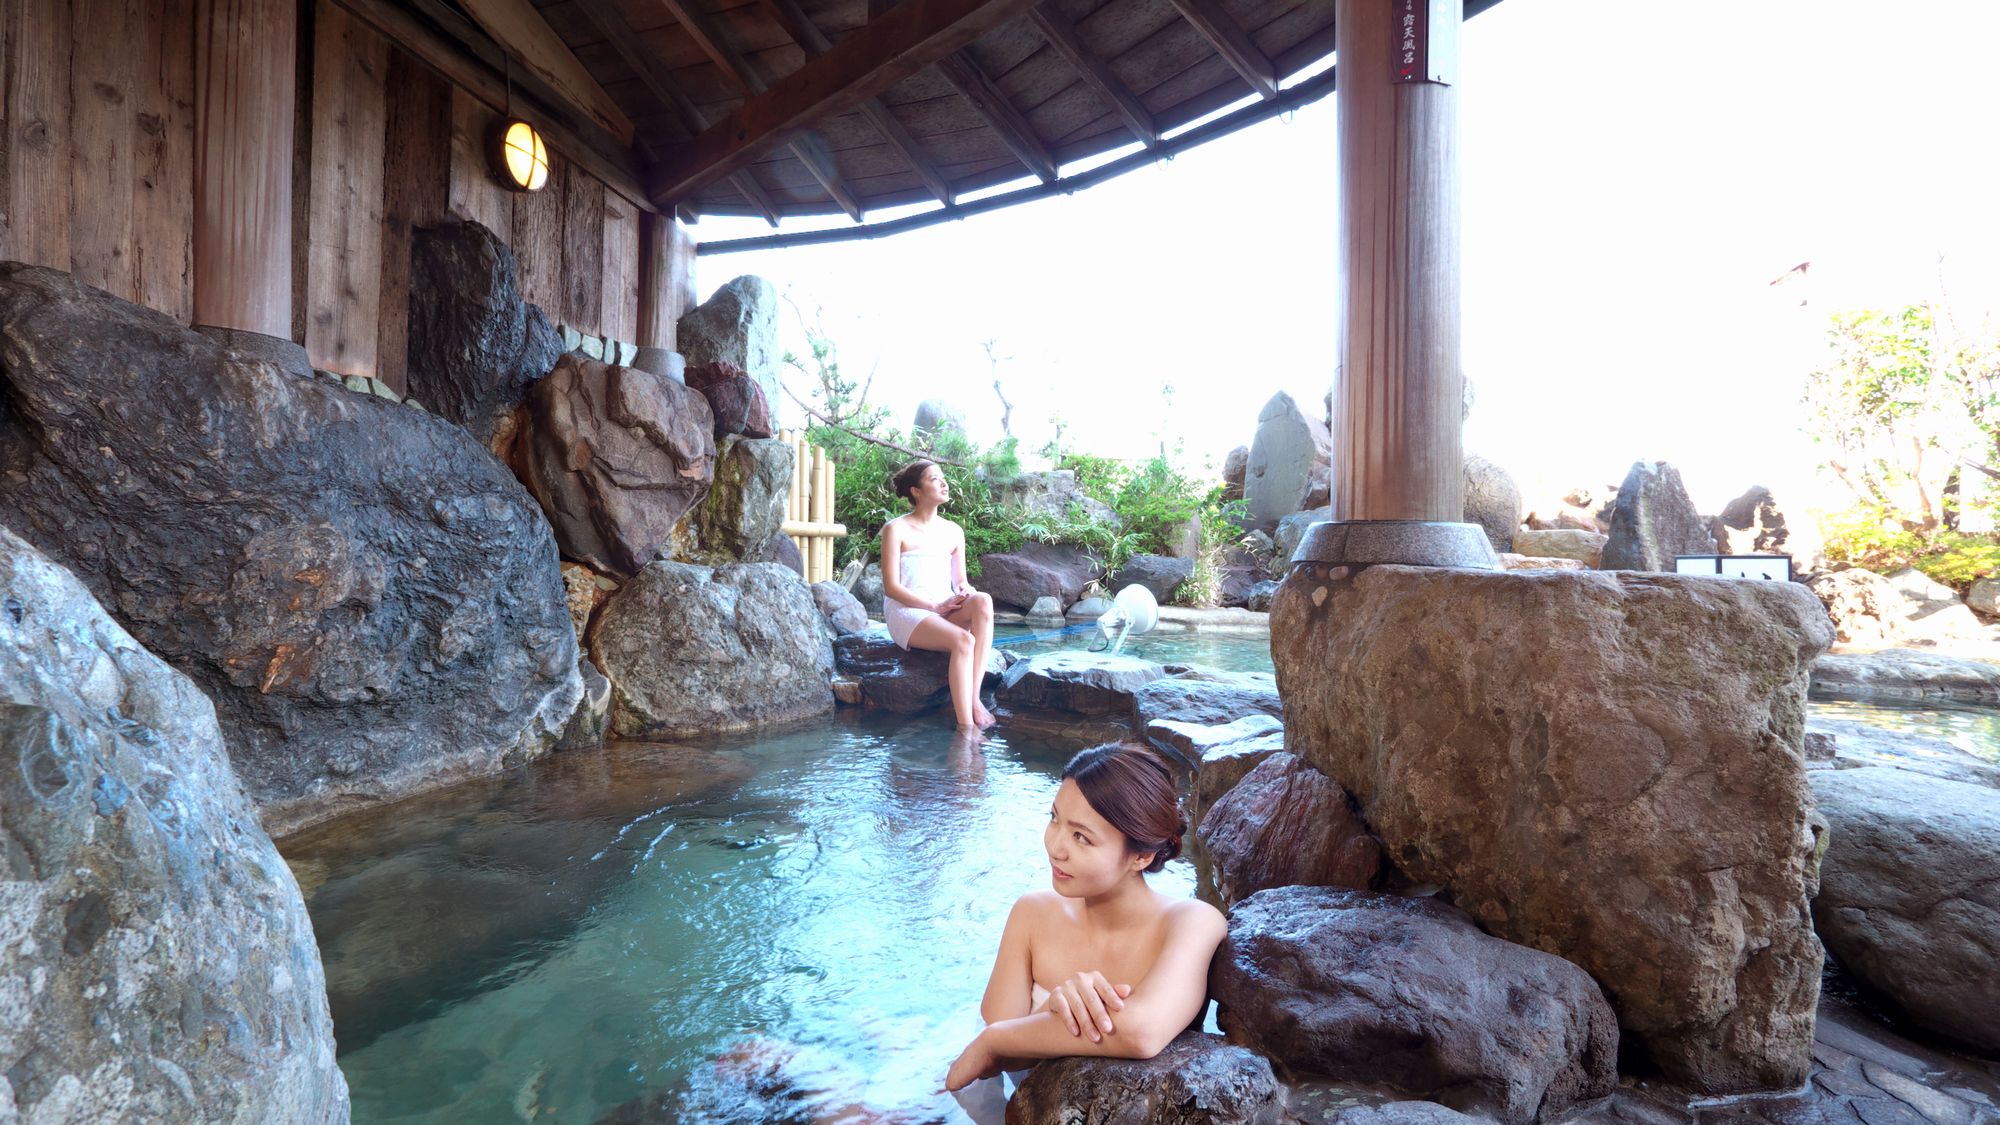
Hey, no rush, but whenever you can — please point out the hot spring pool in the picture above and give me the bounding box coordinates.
[992,623,1274,673]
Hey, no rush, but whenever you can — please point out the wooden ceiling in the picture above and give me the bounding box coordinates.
[354,0,1501,230]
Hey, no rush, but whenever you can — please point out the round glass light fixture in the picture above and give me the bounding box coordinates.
[492,119,550,192]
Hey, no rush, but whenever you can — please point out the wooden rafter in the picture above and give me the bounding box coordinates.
[649,0,1041,208]
[936,51,1057,183]
[569,0,781,224]
[759,0,956,205]
[1165,0,1277,100]
[658,0,864,221]
[1028,2,1157,148]
[455,0,635,144]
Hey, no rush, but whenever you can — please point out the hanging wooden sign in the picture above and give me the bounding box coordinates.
[1391,0,1457,86]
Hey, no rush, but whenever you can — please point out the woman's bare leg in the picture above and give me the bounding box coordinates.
[908,615,979,728]
[946,593,997,727]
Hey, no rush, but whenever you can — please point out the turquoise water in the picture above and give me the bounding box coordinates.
[286,712,1194,1123]
[993,624,1274,675]
[1811,698,2000,763]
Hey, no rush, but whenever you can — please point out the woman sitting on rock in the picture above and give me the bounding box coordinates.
[881,458,997,730]
[945,744,1227,1094]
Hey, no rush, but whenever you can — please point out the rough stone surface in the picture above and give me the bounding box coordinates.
[1270,564,1834,1092]
[992,470,1119,528]
[1026,594,1065,623]
[556,658,612,749]
[1810,767,2000,1052]
[1495,553,1588,572]
[855,562,884,614]
[1068,595,1112,621]
[1222,445,1249,502]
[593,562,833,737]
[1212,887,1620,1123]
[1462,455,1523,554]
[1805,719,2000,789]
[518,353,716,579]
[1167,515,1204,560]
[561,561,601,646]
[682,361,775,439]
[810,580,869,635]
[1968,576,2000,615]
[1005,1030,1292,1125]
[1810,570,1912,646]
[1600,461,1719,571]
[1113,553,1196,602]
[692,436,792,562]
[1810,649,2000,704]
[830,628,1006,713]
[1246,581,1281,612]
[1245,392,1333,532]
[1883,567,1963,618]
[978,541,1102,611]
[1712,485,1807,559]
[1905,602,1994,643]
[405,220,564,445]
[911,398,966,437]
[1197,753,1382,907]
[1218,549,1265,609]
[1000,651,1168,715]
[0,265,582,834]
[0,527,349,1122]
[1145,713,1283,772]
[749,530,804,577]
[1276,507,1333,568]
[1325,1104,1480,1124]
[1131,667,1282,730]
[1511,529,1607,567]
[1187,728,1286,831]
[676,275,782,430]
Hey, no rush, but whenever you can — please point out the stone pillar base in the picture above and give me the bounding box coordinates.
[195,325,311,381]
[1292,520,1498,570]
[632,346,686,384]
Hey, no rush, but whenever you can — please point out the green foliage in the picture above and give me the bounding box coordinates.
[806,423,1025,579]
[1915,534,2000,588]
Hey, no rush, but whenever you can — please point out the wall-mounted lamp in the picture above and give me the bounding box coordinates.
[492,119,550,192]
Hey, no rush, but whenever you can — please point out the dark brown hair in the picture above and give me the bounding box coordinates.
[1062,743,1185,874]
[890,459,938,503]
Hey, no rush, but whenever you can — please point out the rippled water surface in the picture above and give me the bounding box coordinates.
[1810,698,2000,762]
[993,623,1274,674]
[286,711,1194,1123]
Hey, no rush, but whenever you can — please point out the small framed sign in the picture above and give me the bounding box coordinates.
[1674,554,1794,582]
[1392,0,1458,85]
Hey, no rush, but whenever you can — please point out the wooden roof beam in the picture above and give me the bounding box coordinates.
[658,0,864,221]
[570,0,781,225]
[759,0,957,206]
[936,51,1057,183]
[455,0,636,144]
[1028,2,1157,148]
[1165,0,1277,100]
[650,0,1040,207]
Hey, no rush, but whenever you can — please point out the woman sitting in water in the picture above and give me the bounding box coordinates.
[880,459,997,730]
[945,744,1227,1092]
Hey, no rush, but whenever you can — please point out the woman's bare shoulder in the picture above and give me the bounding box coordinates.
[1161,895,1227,934]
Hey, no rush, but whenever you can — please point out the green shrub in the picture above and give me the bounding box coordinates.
[807,424,1023,578]
[1821,505,2000,590]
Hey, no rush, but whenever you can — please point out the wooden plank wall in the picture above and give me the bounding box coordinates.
[1,0,640,392]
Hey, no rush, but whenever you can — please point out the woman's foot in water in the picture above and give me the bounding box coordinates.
[973,701,998,729]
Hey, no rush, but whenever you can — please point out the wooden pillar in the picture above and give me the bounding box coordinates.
[635,210,695,376]
[193,0,302,366]
[1330,0,1462,523]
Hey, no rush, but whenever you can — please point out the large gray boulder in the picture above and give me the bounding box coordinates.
[1131,667,1282,730]
[1244,392,1333,532]
[691,436,792,562]
[676,275,782,430]
[830,627,1005,712]
[518,353,717,579]
[999,652,1167,715]
[1111,553,1195,602]
[978,541,1102,611]
[593,561,833,738]
[1710,485,1811,561]
[1211,887,1619,1124]
[1196,753,1382,908]
[1270,564,1834,1092]
[1275,507,1332,568]
[1005,1030,1291,1125]
[0,264,582,835]
[1810,767,2000,1052]
[1808,569,1910,646]
[1221,445,1249,502]
[1599,461,1718,571]
[1511,529,1605,568]
[1810,648,2000,705]
[683,360,774,440]
[1144,713,1282,774]
[1462,455,1523,555]
[991,469,1118,528]
[405,219,563,446]
[1805,717,2000,788]
[854,562,885,615]
[1183,726,1285,830]
[810,580,869,635]
[0,526,349,1122]
[911,398,967,438]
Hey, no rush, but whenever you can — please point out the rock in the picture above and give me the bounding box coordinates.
[810,580,869,635]
[1145,713,1283,775]
[1167,515,1204,560]
[1211,887,1619,1123]
[598,1036,920,1124]
[1197,753,1382,907]
[1187,728,1286,831]
[1905,601,1992,642]
[1270,564,1833,1091]
[1600,461,1718,571]
[593,561,833,738]
[0,264,582,834]
[1883,567,1962,618]
[692,436,792,562]
[0,526,350,1122]
[1810,649,2000,704]
[830,627,1005,712]
[556,658,612,749]
[1005,1030,1290,1125]
[405,220,564,445]
[676,275,782,430]
[1026,594,1066,623]
[1246,582,1280,612]
[1221,445,1250,502]
[1244,392,1333,532]
[1067,595,1112,621]
[1711,485,1807,558]
[1810,570,1911,646]
[1495,553,1587,571]
[1511,529,1607,567]
[683,361,775,439]
[749,530,805,577]
[1326,1104,1481,1124]
[991,470,1119,528]
[518,353,717,579]
[1218,547,1267,607]
[561,561,602,646]
[1131,667,1282,729]
[1275,507,1332,567]
[1968,576,2000,615]
[1810,767,2000,1052]
[1804,718,2000,789]
[855,562,884,615]
[1462,455,1523,555]
[1000,652,1168,715]
[1113,553,1196,602]
[978,541,1102,611]
[911,398,966,437]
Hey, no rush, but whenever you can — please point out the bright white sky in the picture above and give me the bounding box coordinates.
[688,0,2000,514]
